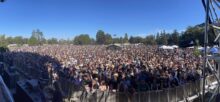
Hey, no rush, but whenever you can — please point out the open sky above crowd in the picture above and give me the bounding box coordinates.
[0,0,207,39]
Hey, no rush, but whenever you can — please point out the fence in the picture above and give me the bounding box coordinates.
[59,75,217,102]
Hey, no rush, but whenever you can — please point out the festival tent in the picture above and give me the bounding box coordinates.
[171,45,179,48]
[187,46,194,49]
[198,46,204,50]
[159,45,174,50]
[106,44,122,50]
[198,46,210,51]
[210,47,219,53]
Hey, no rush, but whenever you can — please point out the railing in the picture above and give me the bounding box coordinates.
[59,75,217,102]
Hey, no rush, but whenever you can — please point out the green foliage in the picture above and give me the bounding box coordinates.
[144,35,156,45]
[95,30,114,45]
[156,30,168,45]
[0,22,215,47]
[28,36,38,46]
[193,39,200,57]
[58,39,72,44]
[96,30,106,44]
[74,34,92,45]
[179,24,215,47]
[123,33,129,43]
[193,47,201,57]
[105,33,113,44]
[167,30,179,45]
[129,36,144,44]
[47,38,58,44]
[13,36,26,45]
[112,38,121,43]
[0,35,8,46]
[28,29,45,45]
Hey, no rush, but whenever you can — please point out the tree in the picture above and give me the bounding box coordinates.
[129,36,144,44]
[47,38,58,44]
[156,30,168,45]
[160,30,168,45]
[0,35,7,46]
[96,30,105,44]
[144,35,156,45]
[29,29,45,45]
[123,33,129,43]
[105,33,113,44]
[119,37,123,44]
[167,30,180,45]
[171,29,179,45]
[14,36,25,45]
[6,37,13,44]
[129,36,134,43]
[58,39,69,44]
[28,36,38,46]
[193,39,200,57]
[23,38,29,44]
[113,38,121,44]
[155,33,160,44]
[74,34,92,45]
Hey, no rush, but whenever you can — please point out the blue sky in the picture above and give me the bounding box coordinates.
[0,0,205,39]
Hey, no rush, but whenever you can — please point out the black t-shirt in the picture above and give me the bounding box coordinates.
[110,79,118,90]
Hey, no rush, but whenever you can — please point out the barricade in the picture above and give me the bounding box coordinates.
[190,81,198,95]
[106,92,117,102]
[116,92,129,102]
[185,83,192,97]
[130,93,139,102]
[168,87,176,102]
[96,91,105,102]
[138,91,150,102]
[149,90,160,102]
[159,89,168,102]
[176,85,185,101]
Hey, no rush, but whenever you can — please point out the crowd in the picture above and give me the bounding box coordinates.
[3,44,206,93]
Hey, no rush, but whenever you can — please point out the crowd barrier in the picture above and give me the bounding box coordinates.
[59,75,217,102]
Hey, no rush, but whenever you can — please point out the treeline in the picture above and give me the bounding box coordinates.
[0,23,216,47]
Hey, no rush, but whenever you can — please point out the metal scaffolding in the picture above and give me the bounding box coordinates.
[202,0,220,102]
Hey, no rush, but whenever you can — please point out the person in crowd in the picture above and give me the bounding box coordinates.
[3,44,205,93]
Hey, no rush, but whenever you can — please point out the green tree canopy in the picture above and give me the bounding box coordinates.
[47,38,58,44]
[105,33,113,44]
[123,33,129,43]
[28,29,45,45]
[96,30,106,44]
[74,34,92,45]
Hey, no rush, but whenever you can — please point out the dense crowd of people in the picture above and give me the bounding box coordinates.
[3,44,206,93]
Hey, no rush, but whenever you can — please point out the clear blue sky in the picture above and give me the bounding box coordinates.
[0,0,206,39]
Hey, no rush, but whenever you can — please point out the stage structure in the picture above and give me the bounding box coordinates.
[202,0,220,102]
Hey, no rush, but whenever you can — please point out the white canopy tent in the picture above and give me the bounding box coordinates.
[159,45,174,50]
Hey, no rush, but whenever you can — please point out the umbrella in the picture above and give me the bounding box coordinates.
[210,47,219,53]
